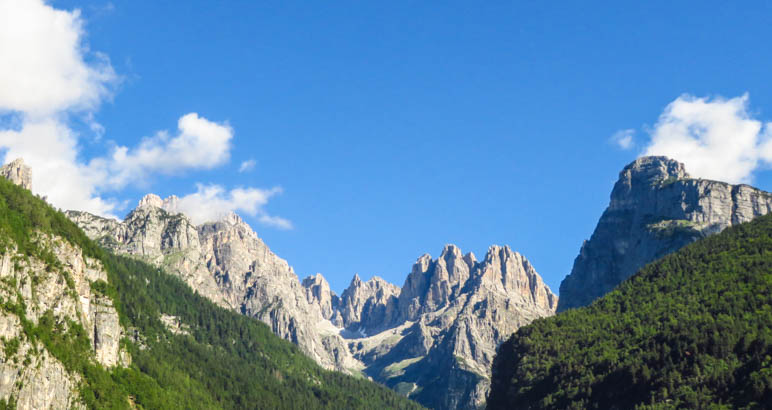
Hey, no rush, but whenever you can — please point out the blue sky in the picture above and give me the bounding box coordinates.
[3,1,772,294]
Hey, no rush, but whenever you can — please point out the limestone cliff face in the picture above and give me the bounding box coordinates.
[70,194,556,410]
[0,161,130,408]
[0,158,31,191]
[337,274,400,333]
[328,245,556,410]
[67,195,356,371]
[558,156,772,311]
[301,273,342,325]
[0,234,130,409]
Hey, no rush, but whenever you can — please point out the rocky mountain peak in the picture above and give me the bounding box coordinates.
[222,211,244,226]
[338,274,400,332]
[137,193,181,214]
[558,155,772,311]
[0,158,31,190]
[138,193,163,208]
[302,273,341,325]
[610,156,689,209]
[474,245,558,311]
[623,155,689,184]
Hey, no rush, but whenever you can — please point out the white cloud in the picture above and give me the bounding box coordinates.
[0,0,118,215]
[642,94,772,184]
[0,0,290,229]
[0,117,118,216]
[610,129,635,150]
[175,184,292,229]
[239,159,256,173]
[104,113,233,186]
[0,0,116,117]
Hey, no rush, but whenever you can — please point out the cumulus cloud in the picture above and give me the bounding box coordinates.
[238,159,256,173]
[610,129,635,150]
[176,184,292,229]
[0,117,118,215]
[0,0,118,215]
[103,113,233,186]
[642,94,772,184]
[0,0,116,117]
[0,0,291,229]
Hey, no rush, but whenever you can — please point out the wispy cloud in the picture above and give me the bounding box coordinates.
[239,159,256,173]
[642,94,772,184]
[0,0,290,229]
[175,184,292,229]
[0,0,118,215]
[610,129,635,150]
[101,113,233,187]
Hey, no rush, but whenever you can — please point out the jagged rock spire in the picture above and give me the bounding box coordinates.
[558,155,772,311]
[0,158,31,190]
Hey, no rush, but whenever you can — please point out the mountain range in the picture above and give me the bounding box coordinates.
[0,154,770,409]
[0,160,421,409]
[67,192,557,410]
[488,199,772,408]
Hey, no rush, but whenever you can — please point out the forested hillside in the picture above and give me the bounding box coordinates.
[488,212,772,409]
[0,176,422,409]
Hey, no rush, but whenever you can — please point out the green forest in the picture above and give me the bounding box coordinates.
[487,213,772,409]
[0,176,423,409]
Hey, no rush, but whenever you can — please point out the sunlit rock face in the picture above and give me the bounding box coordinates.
[320,244,557,410]
[70,199,557,410]
[0,158,31,190]
[67,195,358,372]
[558,156,772,311]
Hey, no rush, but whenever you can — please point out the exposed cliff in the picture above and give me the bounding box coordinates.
[0,158,31,191]
[70,195,556,409]
[558,156,772,311]
[0,160,423,409]
[326,245,557,410]
[0,174,129,408]
[67,195,357,372]
[489,212,772,409]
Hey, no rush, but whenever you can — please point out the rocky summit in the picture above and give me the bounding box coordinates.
[0,158,31,191]
[69,195,557,410]
[309,244,557,410]
[558,156,772,311]
[67,194,357,372]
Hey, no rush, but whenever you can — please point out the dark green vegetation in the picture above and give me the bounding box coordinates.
[488,213,772,409]
[0,177,423,409]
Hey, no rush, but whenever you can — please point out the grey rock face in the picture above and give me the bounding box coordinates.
[70,192,557,410]
[398,245,476,323]
[302,273,342,325]
[558,156,772,311]
[68,197,356,371]
[0,232,129,408]
[337,274,400,333]
[339,245,557,410]
[0,158,31,190]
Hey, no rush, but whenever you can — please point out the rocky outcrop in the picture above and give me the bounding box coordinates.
[69,192,556,409]
[0,158,31,190]
[558,156,772,311]
[339,245,556,410]
[337,275,400,334]
[398,245,476,323]
[67,195,356,372]
[302,274,342,325]
[0,233,130,408]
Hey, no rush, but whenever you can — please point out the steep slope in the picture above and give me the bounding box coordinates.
[488,213,772,409]
[0,163,423,409]
[67,196,355,372]
[558,156,772,311]
[323,245,557,410]
[67,185,556,410]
